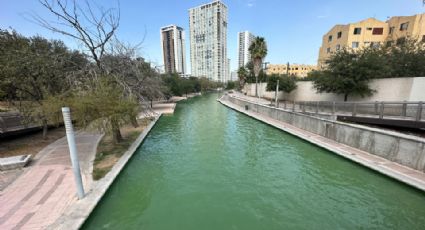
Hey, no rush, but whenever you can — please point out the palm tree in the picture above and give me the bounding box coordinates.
[237,66,248,90]
[249,36,268,97]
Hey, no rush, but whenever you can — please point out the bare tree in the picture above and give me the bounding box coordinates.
[31,0,120,70]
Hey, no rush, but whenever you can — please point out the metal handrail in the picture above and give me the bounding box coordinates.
[277,100,424,121]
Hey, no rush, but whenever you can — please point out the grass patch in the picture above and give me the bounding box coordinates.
[92,119,151,180]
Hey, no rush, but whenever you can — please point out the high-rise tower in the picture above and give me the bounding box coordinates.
[161,25,186,74]
[189,1,228,82]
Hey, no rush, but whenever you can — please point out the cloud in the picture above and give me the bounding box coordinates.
[246,0,255,7]
[317,15,329,19]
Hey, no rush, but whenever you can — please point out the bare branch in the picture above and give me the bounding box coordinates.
[31,0,120,70]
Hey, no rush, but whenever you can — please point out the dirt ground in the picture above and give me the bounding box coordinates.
[92,118,151,180]
[0,127,66,158]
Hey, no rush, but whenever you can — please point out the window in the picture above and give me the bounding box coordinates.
[328,35,333,42]
[389,27,395,34]
[337,31,342,38]
[371,42,380,48]
[326,47,331,53]
[352,42,359,48]
[366,27,372,31]
[400,22,409,31]
[336,44,341,51]
[422,35,425,43]
[353,27,361,35]
[372,27,384,35]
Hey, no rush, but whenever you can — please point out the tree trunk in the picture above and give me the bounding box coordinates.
[150,100,153,108]
[42,118,48,139]
[131,116,139,128]
[110,118,123,144]
[255,75,258,97]
[344,94,348,102]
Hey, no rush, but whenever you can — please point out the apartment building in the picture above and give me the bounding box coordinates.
[160,25,186,74]
[238,31,255,68]
[267,64,317,78]
[318,13,425,67]
[189,0,228,82]
[386,14,425,45]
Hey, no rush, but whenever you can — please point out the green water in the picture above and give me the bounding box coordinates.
[82,93,425,229]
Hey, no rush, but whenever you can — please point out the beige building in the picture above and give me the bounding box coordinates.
[267,63,317,78]
[318,13,425,67]
[386,14,425,45]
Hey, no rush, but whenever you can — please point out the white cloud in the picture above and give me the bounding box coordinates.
[246,0,255,7]
[317,15,329,19]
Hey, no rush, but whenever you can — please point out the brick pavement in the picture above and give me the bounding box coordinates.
[0,132,102,230]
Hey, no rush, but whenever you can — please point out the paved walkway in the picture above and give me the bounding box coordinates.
[0,132,102,230]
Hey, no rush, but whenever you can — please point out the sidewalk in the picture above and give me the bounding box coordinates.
[0,132,102,230]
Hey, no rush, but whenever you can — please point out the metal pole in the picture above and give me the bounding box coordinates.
[275,79,279,107]
[402,101,407,117]
[315,101,319,114]
[62,107,85,199]
[416,101,423,121]
[379,102,384,119]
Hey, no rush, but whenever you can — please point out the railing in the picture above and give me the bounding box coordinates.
[276,101,424,121]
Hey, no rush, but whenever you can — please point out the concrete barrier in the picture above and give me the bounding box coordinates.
[244,77,425,102]
[225,95,425,172]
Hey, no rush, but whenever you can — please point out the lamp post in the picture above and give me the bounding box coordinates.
[62,107,85,199]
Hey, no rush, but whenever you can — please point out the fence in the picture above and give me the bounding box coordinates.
[276,101,424,121]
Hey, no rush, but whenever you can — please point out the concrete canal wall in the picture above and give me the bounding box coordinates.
[224,95,425,173]
[243,77,425,102]
[49,115,162,230]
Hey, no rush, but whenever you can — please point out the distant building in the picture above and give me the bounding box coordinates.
[266,64,317,78]
[160,25,186,74]
[230,71,238,81]
[189,0,228,82]
[318,13,425,68]
[238,31,255,68]
[226,58,231,82]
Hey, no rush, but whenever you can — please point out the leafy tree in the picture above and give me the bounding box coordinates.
[70,79,138,144]
[237,66,248,89]
[249,36,268,96]
[266,74,297,93]
[384,38,425,77]
[313,47,388,101]
[225,81,237,90]
[0,29,87,138]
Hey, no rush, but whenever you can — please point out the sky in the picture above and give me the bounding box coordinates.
[0,0,424,73]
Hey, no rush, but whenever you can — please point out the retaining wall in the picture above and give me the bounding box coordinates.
[225,95,425,172]
[244,77,425,102]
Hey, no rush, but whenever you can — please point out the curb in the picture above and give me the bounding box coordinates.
[48,115,162,230]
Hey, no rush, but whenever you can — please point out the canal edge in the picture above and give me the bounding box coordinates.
[48,114,162,230]
[217,97,425,193]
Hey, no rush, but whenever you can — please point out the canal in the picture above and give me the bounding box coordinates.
[82,93,425,229]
